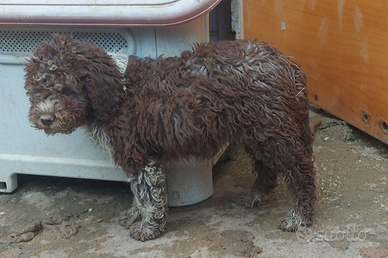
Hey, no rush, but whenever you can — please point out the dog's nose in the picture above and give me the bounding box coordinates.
[40,115,55,126]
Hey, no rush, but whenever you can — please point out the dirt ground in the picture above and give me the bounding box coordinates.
[1,106,388,258]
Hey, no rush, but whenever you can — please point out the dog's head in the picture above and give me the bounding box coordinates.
[25,35,123,135]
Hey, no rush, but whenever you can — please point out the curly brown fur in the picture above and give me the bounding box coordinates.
[119,163,167,241]
[25,35,316,240]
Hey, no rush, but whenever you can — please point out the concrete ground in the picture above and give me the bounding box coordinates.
[1,107,388,258]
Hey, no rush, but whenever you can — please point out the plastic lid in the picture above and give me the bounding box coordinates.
[0,0,221,27]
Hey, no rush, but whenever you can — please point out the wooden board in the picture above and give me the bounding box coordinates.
[243,0,388,144]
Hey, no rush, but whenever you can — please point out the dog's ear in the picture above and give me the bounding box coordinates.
[77,46,124,122]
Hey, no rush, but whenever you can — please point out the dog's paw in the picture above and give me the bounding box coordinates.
[129,222,162,241]
[119,206,140,229]
[234,191,265,208]
[279,209,309,232]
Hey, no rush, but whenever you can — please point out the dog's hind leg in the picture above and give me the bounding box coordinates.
[261,133,315,232]
[277,148,316,232]
[235,159,278,207]
[278,115,316,232]
[242,124,315,231]
[120,163,167,241]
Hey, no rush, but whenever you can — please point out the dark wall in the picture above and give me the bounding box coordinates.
[209,0,236,41]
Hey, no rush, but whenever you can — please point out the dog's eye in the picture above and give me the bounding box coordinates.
[62,88,73,95]
[28,90,40,97]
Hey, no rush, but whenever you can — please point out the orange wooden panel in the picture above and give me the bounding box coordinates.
[243,0,388,144]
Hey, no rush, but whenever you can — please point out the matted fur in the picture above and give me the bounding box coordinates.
[25,35,316,241]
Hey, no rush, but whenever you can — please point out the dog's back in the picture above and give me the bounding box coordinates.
[120,39,309,162]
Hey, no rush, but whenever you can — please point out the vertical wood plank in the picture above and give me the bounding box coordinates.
[243,0,388,143]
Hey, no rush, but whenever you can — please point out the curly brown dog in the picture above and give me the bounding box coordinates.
[24,35,316,241]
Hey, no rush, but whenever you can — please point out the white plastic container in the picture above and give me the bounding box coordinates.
[0,0,222,206]
[0,0,220,27]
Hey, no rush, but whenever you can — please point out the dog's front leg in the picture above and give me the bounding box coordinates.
[120,163,167,241]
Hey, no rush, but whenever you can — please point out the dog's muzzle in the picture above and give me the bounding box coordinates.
[40,115,56,126]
